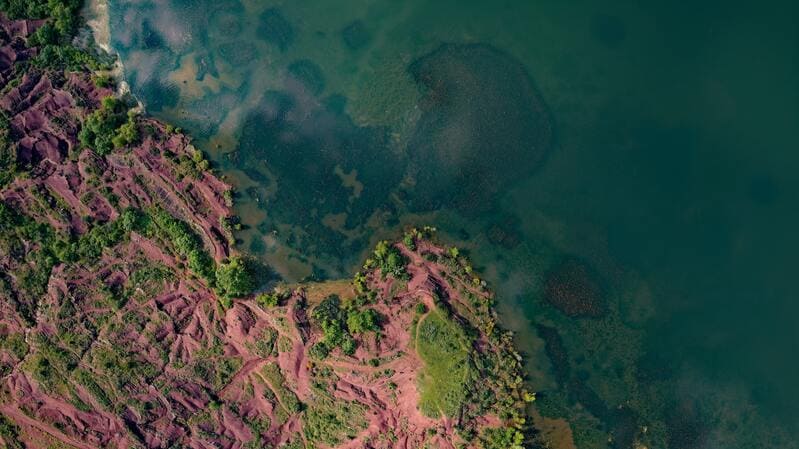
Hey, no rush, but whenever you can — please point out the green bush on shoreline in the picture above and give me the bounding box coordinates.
[79,97,140,155]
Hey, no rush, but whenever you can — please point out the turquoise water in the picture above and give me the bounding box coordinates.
[107,0,799,447]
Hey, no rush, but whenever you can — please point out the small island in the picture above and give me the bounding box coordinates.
[0,3,533,448]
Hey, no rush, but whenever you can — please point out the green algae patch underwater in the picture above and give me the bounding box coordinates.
[406,43,554,212]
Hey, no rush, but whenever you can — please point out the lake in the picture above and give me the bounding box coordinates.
[105,0,799,447]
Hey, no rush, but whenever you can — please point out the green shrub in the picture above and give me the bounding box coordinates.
[170,148,210,180]
[303,396,367,446]
[352,271,368,294]
[308,342,330,360]
[252,328,277,358]
[8,0,107,73]
[368,240,408,279]
[311,296,380,356]
[92,74,114,88]
[402,232,416,250]
[119,208,149,233]
[1,0,81,39]
[32,44,106,72]
[311,295,346,349]
[16,249,57,305]
[340,336,356,356]
[0,113,15,187]
[255,292,280,308]
[479,427,524,449]
[148,207,215,283]
[111,111,140,149]
[73,215,128,261]
[213,356,242,390]
[0,333,28,359]
[0,414,23,449]
[25,334,77,391]
[89,344,157,388]
[187,250,215,282]
[74,368,112,408]
[244,415,271,449]
[216,256,257,298]
[346,308,379,334]
[78,97,131,155]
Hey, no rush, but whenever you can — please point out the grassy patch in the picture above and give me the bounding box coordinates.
[415,308,472,418]
[250,328,277,358]
[213,356,242,390]
[303,395,366,446]
[261,363,301,413]
[127,262,174,303]
[0,414,23,449]
[0,332,28,360]
[73,368,112,409]
[147,207,215,283]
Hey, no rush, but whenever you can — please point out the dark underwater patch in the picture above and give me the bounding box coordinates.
[141,20,166,50]
[249,236,266,255]
[341,20,371,50]
[483,212,523,249]
[538,324,643,448]
[543,256,607,318]
[406,43,553,212]
[241,168,271,186]
[567,376,609,422]
[178,88,242,138]
[258,8,294,51]
[286,60,325,96]
[217,41,257,67]
[232,88,403,269]
[323,94,347,114]
[666,402,708,449]
[210,7,244,37]
[607,407,639,449]
[137,80,180,112]
[635,346,674,383]
[536,324,571,386]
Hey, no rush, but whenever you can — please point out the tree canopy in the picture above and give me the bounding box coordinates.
[215,256,257,298]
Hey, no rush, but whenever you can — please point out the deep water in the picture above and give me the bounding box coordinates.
[106,0,799,447]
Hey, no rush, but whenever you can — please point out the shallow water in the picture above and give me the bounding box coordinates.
[107,0,799,447]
